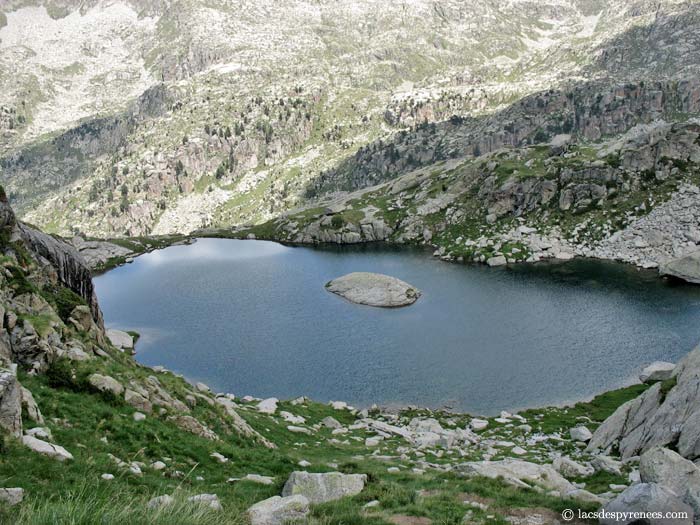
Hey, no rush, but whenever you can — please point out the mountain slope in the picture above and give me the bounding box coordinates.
[2,0,700,240]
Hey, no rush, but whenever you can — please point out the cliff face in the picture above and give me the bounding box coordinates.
[0,192,102,327]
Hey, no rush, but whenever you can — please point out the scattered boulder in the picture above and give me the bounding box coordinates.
[457,459,575,495]
[246,495,310,525]
[88,374,124,397]
[124,389,152,413]
[639,447,700,516]
[592,455,623,476]
[22,435,73,461]
[282,471,367,503]
[322,416,342,429]
[257,398,279,414]
[106,329,134,351]
[553,457,593,478]
[245,474,275,485]
[325,272,420,307]
[187,494,222,511]
[601,483,693,525]
[569,426,592,442]
[639,361,676,383]
[167,415,218,440]
[0,487,23,506]
[146,495,174,510]
[470,418,489,431]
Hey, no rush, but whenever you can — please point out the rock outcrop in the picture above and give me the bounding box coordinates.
[588,345,700,459]
[325,272,421,307]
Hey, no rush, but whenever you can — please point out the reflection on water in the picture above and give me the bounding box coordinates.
[94,239,700,415]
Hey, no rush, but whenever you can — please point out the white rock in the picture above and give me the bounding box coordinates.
[569,426,592,442]
[210,452,228,463]
[245,474,275,485]
[21,435,73,461]
[257,398,279,414]
[151,461,166,470]
[133,412,146,421]
[470,418,489,431]
[288,425,311,434]
[101,473,114,481]
[106,329,134,350]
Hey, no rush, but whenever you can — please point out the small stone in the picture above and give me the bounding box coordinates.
[133,412,146,421]
[101,473,114,481]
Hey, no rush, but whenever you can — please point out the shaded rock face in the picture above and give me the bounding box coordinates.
[325,272,421,307]
[281,471,367,503]
[588,344,700,459]
[0,193,102,328]
[0,370,22,437]
[19,224,103,328]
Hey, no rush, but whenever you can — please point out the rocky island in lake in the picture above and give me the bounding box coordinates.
[325,272,421,307]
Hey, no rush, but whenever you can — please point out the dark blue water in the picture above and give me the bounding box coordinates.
[93,238,700,415]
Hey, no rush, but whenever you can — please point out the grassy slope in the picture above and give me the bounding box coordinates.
[0,332,647,524]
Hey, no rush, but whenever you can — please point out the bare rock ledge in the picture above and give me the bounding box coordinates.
[325,272,421,307]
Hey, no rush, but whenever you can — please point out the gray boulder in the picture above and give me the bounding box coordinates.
[187,494,222,511]
[88,374,124,396]
[640,361,676,383]
[22,435,73,461]
[247,495,310,525]
[0,370,22,436]
[282,471,367,503]
[601,483,693,525]
[639,447,700,516]
[660,250,700,284]
[570,426,592,442]
[106,329,134,351]
[325,272,420,307]
[553,457,594,478]
[146,495,174,509]
[0,488,23,506]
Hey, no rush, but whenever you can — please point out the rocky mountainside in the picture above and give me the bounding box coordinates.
[2,0,700,244]
[1,191,699,523]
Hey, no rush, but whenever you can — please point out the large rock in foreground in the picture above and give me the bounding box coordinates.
[282,471,366,503]
[660,250,700,284]
[325,272,420,307]
[247,495,310,525]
